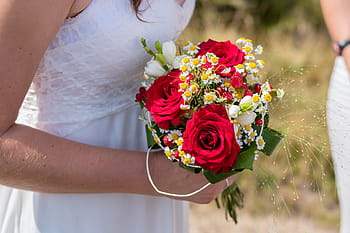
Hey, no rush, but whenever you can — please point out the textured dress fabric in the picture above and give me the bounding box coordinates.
[0,0,195,232]
[327,57,350,233]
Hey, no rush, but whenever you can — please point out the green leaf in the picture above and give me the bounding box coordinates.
[179,163,202,173]
[215,181,244,224]
[140,38,156,57]
[155,54,167,66]
[155,40,163,54]
[203,169,241,184]
[232,145,257,170]
[145,125,160,149]
[261,127,284,156]
[203,145,256,184]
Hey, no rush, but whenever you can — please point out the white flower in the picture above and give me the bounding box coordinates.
[182,154,195,165]
[257,60,265,69]
[256,136,265,150]
[204,92,216,105]
[276,89,285,98]
[228,105,240,118]
[162,41,177,65]
[254,45,264,55]
[236,111,257,125]
[173,55,187,69]
[144,60,166,77]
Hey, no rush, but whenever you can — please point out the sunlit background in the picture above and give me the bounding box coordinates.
[180,0,339,232]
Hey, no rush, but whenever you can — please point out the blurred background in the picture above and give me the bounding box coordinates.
[179,0,339,232]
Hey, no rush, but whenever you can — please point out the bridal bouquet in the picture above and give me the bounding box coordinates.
[136,37,284,222]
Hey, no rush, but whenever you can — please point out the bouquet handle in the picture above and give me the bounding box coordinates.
[146,146,211,198]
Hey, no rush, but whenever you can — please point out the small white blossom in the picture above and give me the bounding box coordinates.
[237,111,257,125]
[144,60,166,77]
[162,41,177,65]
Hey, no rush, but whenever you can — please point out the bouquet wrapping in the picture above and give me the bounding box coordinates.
[136,38,284,222]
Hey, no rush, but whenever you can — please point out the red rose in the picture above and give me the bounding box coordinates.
[145,70,184,129]
[231,72,243,88]
[135,87,147,102]
[197,39,245,75]
[182,104,240,173]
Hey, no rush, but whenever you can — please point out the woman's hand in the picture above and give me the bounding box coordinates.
[149,150,234,204]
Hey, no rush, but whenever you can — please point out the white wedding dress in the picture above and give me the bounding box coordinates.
[0,0,195,232]
[327,57,350,233]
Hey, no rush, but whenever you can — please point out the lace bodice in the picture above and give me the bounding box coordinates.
[16,0,195,137]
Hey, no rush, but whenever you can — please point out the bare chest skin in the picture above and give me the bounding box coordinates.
[68,0,187,17]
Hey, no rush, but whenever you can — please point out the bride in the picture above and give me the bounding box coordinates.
[0,0,232,232]
[321,0,350,232]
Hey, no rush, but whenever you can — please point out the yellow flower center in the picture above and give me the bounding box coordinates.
[147,126,153,132]
[236,64,244,69]
[184,91,192,98]
[244,125,251,131]
[189,45,197,51]
[192,59,200,66]
[201,56,207,63]
[252,95,260,103]
[180,66,188,72]
[153,137,159,143]
[249,63,257,69]
[182,57,190,64]
[176,139,183,146]
[183,158,191,164]
[205,94,213,101]
[224,81,231,88]
[264,93,272,102]
[180,83,188,90]
[259,60,265,66]
[246,39,252,43]
[183,41,190,46]
[244,46,252,53]
[171,134,179,141]
[250,132,256,138]
[179,75,187,81]
[235,92,243,99]
[179,151,185,158]
[190,85,198,92]
[201,74,209,80]
[211,57,219,64]
[258,139,265,146]
[165,151,172,157]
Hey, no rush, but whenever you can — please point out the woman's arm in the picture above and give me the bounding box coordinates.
[0,0,228,203]
[321,0,350,70]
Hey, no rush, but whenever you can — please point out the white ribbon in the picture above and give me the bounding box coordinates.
[146,147,211,198]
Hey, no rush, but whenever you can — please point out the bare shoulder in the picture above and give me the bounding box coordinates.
[0,0,77,134]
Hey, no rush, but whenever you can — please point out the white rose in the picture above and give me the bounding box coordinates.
[228,105,240,118]
[236,111,257,126]
[144,60,166,77]
[162,41,177,65]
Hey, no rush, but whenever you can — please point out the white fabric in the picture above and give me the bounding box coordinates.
[327,57,350,233]
[0,0,195,232]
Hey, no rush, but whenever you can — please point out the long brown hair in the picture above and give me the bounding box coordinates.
[130,0,143,16]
